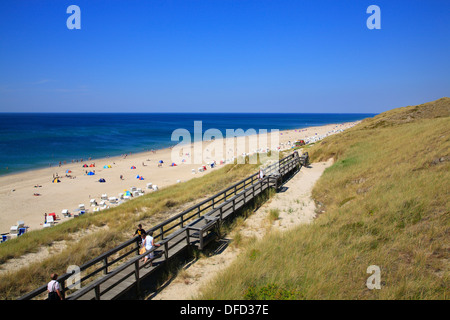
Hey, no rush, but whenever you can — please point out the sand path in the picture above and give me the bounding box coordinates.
[150,158,333,300]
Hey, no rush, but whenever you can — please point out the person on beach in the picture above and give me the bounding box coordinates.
[47,273,64,300]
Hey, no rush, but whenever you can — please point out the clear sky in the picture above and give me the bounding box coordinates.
[0,0,449,113]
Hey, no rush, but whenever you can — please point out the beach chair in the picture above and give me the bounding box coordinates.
[192,169,196,174]
[90,199,97,207]
[46,215,55,225]
[62,209,69,217]
[109,197,117,204]
[101,194,108,200]
[152,185,158,191]
[79,204,85,211]
[10,225,18,236]
[146,183,153,189]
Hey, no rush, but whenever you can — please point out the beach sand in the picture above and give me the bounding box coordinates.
[0,121,359,234]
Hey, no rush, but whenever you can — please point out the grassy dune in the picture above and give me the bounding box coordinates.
[199,98,449,300]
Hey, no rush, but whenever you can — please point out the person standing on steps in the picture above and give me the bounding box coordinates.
[47,273,64,300]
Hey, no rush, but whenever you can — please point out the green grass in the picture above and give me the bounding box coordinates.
[198,97,450,300]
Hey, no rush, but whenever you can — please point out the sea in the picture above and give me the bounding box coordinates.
[0,113,376,176]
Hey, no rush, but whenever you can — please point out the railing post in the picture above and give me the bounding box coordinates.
[164,242,169,260]
[135,238,140,256]
[103,257,108,275]
[134,260,140,296]
[95,285,101,300]
[60,281,66,300]
[200,231,204,250]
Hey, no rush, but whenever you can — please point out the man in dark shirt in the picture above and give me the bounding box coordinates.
[133,224,146,244]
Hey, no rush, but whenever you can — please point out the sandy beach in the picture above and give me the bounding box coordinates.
[0,121,359,235]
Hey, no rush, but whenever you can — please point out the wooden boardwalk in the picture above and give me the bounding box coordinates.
[18,151,308,300]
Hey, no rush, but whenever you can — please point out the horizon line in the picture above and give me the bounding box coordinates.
[0,111,378,115]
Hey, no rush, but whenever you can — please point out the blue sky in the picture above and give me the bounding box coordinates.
[0,0,449,113]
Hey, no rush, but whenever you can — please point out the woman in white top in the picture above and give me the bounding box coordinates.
[141,231,160,267]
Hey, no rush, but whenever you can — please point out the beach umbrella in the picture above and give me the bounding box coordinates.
[159,160,163,163]
[66,170,71,173]
[131,166,136,169]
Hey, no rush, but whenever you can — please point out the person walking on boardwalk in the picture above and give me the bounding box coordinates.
[258,168,265,180]
[133,224,146,245]
[141,231,160,267]
[47,273,64,300]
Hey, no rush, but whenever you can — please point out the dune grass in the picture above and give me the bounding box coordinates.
[198,98,449,300]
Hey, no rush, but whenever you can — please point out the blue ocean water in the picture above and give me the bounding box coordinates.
[0,113,375,176]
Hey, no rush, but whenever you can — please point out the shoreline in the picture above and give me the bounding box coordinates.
[0,121,361,235]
